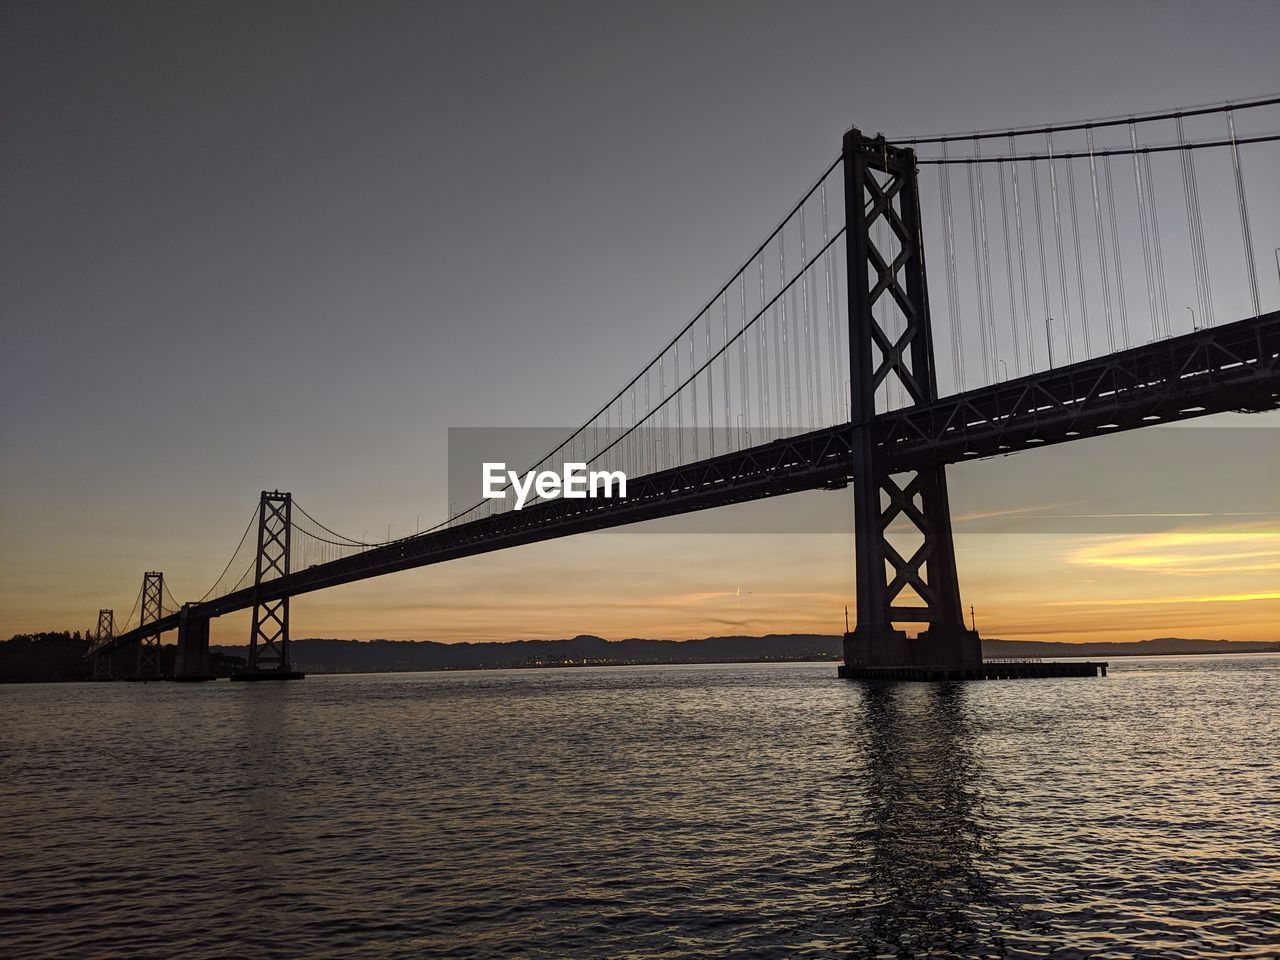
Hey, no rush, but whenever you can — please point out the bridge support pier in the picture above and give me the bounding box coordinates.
[842,129,980,674]
[127,572,167,681]
[90,608,115,680]
[231,491,304,681]
[91,652,114,680]
[173,604,215,681]
[842,623,981,671]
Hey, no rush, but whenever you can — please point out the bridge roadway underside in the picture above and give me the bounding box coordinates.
[106,311,1279,651]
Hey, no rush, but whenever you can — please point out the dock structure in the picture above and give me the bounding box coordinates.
[838,660,1107,681]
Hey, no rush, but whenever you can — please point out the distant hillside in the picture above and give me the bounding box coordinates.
[5,631,1276,682]
[212,634,843,673]
[209,634,1279,674]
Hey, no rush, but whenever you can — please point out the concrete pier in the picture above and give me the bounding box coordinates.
[173,606,216,681]
[842,625,983,670]
[837,629,1106,680]
[839,660,1107,681]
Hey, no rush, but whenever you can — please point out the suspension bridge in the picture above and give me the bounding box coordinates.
[87,96,1280,681]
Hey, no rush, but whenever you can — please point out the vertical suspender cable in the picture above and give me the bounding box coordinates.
[1146,152,1172,340]
[975,139,999,381]
[688,327,696,462]
[940,147,965,390]
[793,229,806,427]
[721,293,732,455]
[812,227,823,423]
[1186,121,1213,325]
[1130,121,1161,341]
[1142,152,1171,338]
[996,156,1023,377]
[788,230,803,427]
[1176,115,1211,329]
[967,161,991,383]
[776,235,791,432]
[676,344,685,466]
[1087,128,1117,352]
[752,256,762,435]
[823,182,841,417]
[1176,116,1203,330]
[1227,107,1262,317]
[800,205,820,426]
[1009,139,1035,373]
[1102,154,1131,347]
[706,307,714,457]
[1030,160,1055,367]
[794,236,806,425]
[644,367,651,473]
[658,355,667,469]
[1047,132,1075,362]
[680,337,689,463]
[797,208,811,424]
[1065,151,1092,357]
[831,222,845,421]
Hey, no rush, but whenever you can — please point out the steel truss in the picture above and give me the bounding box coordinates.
[841,130,971,664]
[135,573,164,678]
[245,491,293,673]
[91,608,115,679]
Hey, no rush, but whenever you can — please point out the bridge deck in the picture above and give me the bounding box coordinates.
[103,311,1279,652]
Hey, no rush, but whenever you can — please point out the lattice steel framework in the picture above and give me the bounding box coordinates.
[842,129,973,662]
[135,572,164,678]
[92,608,114,679]
[246,491,292,672]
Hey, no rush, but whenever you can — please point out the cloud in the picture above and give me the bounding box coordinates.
[952,500,1083,523]
[1067,526,1280,577]
[1048,591,1280,607]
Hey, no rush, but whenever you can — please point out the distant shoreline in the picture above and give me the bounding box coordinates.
[290,647,1280,677]
[3,631,1277,683]
[7,648,1280,685]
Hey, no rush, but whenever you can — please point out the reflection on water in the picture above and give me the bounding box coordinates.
[858,684,992,951]
[2,656,1278,958]
[848,684,1049,956]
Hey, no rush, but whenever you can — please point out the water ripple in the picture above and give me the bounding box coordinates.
[2,655,1278,957]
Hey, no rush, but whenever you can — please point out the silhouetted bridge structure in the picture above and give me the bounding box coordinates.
[89,96,1280,681]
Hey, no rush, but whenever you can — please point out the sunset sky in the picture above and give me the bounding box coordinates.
[2,1,1277,647]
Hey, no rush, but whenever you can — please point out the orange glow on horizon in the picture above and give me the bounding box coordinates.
[4,519,1276,649]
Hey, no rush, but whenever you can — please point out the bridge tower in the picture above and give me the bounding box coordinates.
[841,129,980,670]
[132,572,166,679]
[91,608,114,680]
[233,490,304,680]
